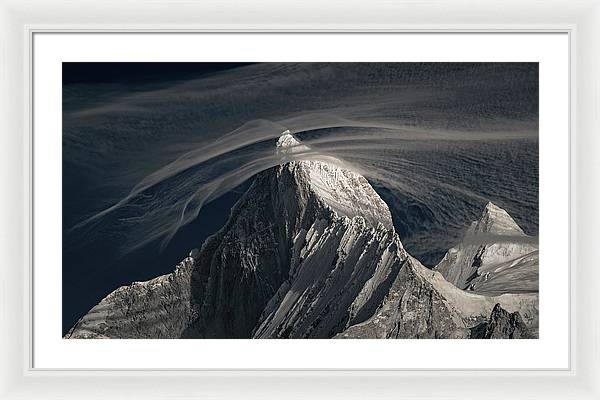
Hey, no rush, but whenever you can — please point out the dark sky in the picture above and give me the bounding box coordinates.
[63,62,254,84]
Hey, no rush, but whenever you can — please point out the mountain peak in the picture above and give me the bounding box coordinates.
[274,131,393,229]
[473,201,524,235]
[275,130,298,148]
[484,201,499,212]
[434,201,537,294]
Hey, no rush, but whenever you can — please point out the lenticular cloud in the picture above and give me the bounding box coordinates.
[64,63,539,262]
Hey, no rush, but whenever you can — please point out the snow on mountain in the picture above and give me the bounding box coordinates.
[66,132,538,339]
[434,202,539,296]
[276,130,394,229]
[473,201,526,235]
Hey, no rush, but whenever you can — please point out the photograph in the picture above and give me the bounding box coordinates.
[62,62,539,339]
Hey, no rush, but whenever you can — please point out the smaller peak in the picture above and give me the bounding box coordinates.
[474,201,524,235]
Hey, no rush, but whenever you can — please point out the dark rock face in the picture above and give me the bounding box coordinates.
[181,163,326,338]
[253,222,406,339]
[336,259,469,339]
[471,303,531,339]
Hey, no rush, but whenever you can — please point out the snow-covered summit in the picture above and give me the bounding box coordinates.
[275,130,393,229]
[473,201,525,235]
[276,130,306,151]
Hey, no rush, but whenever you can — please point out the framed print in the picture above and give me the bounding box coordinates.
[1,0,599,399]
[35,33,567,370]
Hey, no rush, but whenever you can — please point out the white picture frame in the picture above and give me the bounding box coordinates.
[1,0,598,398]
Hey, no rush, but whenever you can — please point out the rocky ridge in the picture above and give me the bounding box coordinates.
[470,303,532,339]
